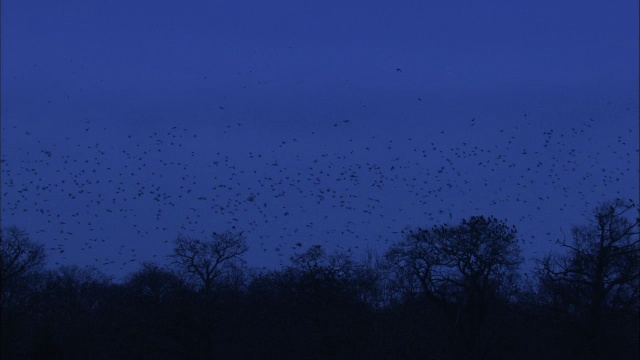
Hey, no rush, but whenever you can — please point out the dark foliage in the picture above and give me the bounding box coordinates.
[1,202,638,359]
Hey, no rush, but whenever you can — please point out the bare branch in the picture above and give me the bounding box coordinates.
[168,231,248,293]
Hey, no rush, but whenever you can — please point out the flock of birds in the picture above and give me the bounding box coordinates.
[1,98,637,279]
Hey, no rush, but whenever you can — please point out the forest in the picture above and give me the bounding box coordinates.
[1,198,638,360]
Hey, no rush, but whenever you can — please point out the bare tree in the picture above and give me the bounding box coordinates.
[536,199,639,359]
[169,231,248,294]
[1,226,46,307]
[290,245,354,277]
[125,262,188,302]
[387,216,521,305]
[386,216,521,358]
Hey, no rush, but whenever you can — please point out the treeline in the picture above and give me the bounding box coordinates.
[1,199,638,360]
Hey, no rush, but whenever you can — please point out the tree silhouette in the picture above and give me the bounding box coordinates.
[386,216,522,359]
[1,226,46,309]
[125,262,189,302]
[117,263,192,358]
[169,231,248,294]
[0,205,637,360]
[536,199,640,359]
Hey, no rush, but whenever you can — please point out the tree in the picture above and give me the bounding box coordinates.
[23,265,113,359]
[289,245,357,280]
[386,216,522,359]
[169,231,248,294]
[1,226,46,308]
[119,263,191,358]
[244,246,375,360]
[536,199,639,359]
[125,262,189,302]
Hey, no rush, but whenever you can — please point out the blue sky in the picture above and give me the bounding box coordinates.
[2,0,638,279]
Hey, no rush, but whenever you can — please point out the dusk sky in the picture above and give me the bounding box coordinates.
[2,0,638,280]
